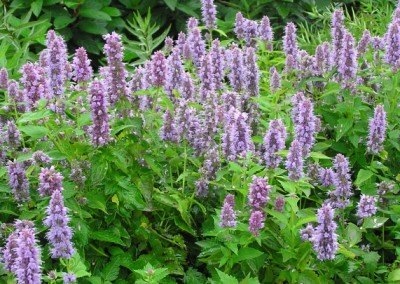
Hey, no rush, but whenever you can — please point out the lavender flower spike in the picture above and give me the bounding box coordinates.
[385,22,400,70]
[201,0,217,30]
[357,195,377,218]
[43,189,75,259]
[294,98,316,157]
[331,154,352,208]
[15,223,42,284]
[283,23,298,59]
[357,29,371,57]
[248,176,271,211]
[249,210,264,236]
[219,194,237,228]
[63,273,77,284]
[0,67,9,89]
[319,168,336,187]
[228,47,246,93]
[311,203,338,260]
[367,104,387,154]
[151,51,167,87]
[103,32,128,105]
[331,9,345,68]
[259,16,273,51]
[269,66,281,93]
[32,150,52,165]
[274,196,285,212]
[88,80,110,147]
[234,12,245,39]
[164,47,184,98]
[72,47,93,84]
[5,120,21,148]
[7,160,30,202]
[46,30,68,96]
[300,223,315,241]
[38,166,64,197]
[338,31,357,89]
[263,119,287,169]
[3,231,18,273]
[286,139,303,181]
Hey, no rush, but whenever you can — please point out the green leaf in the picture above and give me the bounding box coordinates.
[176,3,199,18]
[355,169,374,187]
[216,269,239,284]
[388,269,400,282]
[101,7,121,17]
[54,15,75,29]
[232,247,263,263]
[362,251,380,273]
[19,125,49,139]
[346,223,362,247]
[356,276,375,284]
[78,20,108,34]
[90,230,125,246]
[362,217,388,229]
[298,270,321,284]
[31,0,43,17]
[102,259,120,281]
[309,152,331,160]
[80,9,112,21]
[164,0,177,10]
[18,109,53,123]
[335,118,353,141]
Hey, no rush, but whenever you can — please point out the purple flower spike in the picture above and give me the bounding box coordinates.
[88,80,110,147]
[285,54,296,74]
[220,194,237,228]
[15,224,42,284]
[187,27,205,68]
[311,203,338,260]
[32,151,52,165]
[72,47,93,84]
[5,120,21,148]
[357,29,371,57]
[357,195,377,218]
[164,47,184,98]
[338,31,357,89]
[38,166,64,197]
[151,51,167,87]
[201,0,217,29]
[195,177,209,198]
[228,47,246,93]
[7,160,30,202]
[274,196,285,212]
[187,17,199,29]
[20,63,51,110]
[294,98,317,157]
[243,19,258,47]
[234,12,245,39]
[259,16,273,51]
[263,119,287,169]
[269,66,281,93]
[331,9,345,68]
[177,32,186,55]
[0,67,9,89]
[245,47,259,98]
[160,110,179,143]
[367,104,387,154]
[300,223,315,241]
[43,189,75,259]
[385,22,400,70]
[249,210,264,236]
[286,139,303,181]
[210,39,224,89]
[180,72,195,101]
[164,36,174,53]
[283,23,298,59]
[248,176,271,211]
[7,80,26,113]
[331,154,352,208]
[199,53,215,100]
[46,30,68,96]
[63,273,77,283]
[319,168,336,187]
[103,32,128,105]
[3,231,18,273]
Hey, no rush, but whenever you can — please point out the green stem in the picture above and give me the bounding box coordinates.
[182,142,187,195]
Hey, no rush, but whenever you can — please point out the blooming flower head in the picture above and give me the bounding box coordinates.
[210,39,224,90]
[283,22,298,59]
[294,98,317,157]
[187,26,205,68]
[32,151,52,165]
[3,231,18,273]
[338,31,357,89]
[331,9,345,67]
[159,109,179,143]
[249,210,264,236]
[5,120,21,148]
[63,272,77,283]
[0,67,9,89]
[311,203,338,260]
[151,51,167,87]
[164,47,184,98]
[201,0,217,29]
[319,168,337,187]
[20,62,50,110]
[228,46,246,93]
[385,21,400,70]
[72,47,93,84]
[199,53,215,100]
[300,223,315,241]
[274,196,285,212]
[7,160,30,202]
[43,189,75,259]
[234,12,245,39]
[367,104,387,154]
[356,194,377,218]
[331,154,352,208]
[263,119,287,169]
[286,139,303,181]
[38,166,64,197]
[46,30,68,96]
[357,29,371,57]
[269,66,281,93]
[245,47,259,99]
[259,15,273,50]
[220,194,237,228]
[248,176,271,211]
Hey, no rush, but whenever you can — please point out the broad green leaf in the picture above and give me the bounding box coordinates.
[78,20,108,35]
[216,269,239,284]
[54,15,75,29]
[346,223,362,247]
[362,217,388,229]
[298,270,321,284]
[335,118,353,141]
[310,152,331,160]
[18,109,53,123]
[362,251,380,273]
[232,247,263,263]
[164,0,177,10]
[31,0,43,17]
[90,230,125,246]
[19,125,49,139]
[388,269,400,282]
[102,259,120,281]
[355,169,374,186]
[101,7,121,17]
[80,9,112,21]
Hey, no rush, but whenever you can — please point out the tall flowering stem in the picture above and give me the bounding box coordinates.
[219,194,237,228]
[88,80,110,147]
[38,166,64,197]
[331,154,352,208]
[331,9,345,68]
[263,119,287,169]
[72,47,93,85]
[201,0,217,30]
[7,160,30,202]
[248,176,271,211]
[46,30,68,96]
[286,139,303,181]
[367,104,387,154]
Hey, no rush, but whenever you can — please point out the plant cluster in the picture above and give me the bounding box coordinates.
[1,0,400,283]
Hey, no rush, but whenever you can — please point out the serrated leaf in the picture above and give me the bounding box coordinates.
[388,269,400,282]
[102,259,120,281]
[90,230,125,246]
[19,125,49,139]
[232,247,263,262]
[216,269,239,284]
[355,169,374,186]
[362,217,388,229]
[336,118,353,141]
[164,0,177,10]
[298,270,321,284]
[346,223,362,247]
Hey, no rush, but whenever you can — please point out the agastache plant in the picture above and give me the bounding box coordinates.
[259,15,273,50]
[38,166,64,197]
[228,46,246,93]
[220,194,237,228]
[269,66,281,93]
[20,62,50,110]
[72,47,93,85]
[7,160,30,202]
[338,31,357,89]
[46,30,68,96]
[151,51,167,87]
[367,104,387,154]
[0,67,8,89]
[286,139,303,181]
[199,53,215,101]
[249,210,264,236]
[201,0,217,30]
[294,98,317,157]
[283,23,298,61]
[331,9,345,68]
[385,21,400,70]
[330,154,352,208]
[357,195,377,218]
[164,47,184,98]
[263,119,287,169]
[248,176,271,211]
[210,39,224,89]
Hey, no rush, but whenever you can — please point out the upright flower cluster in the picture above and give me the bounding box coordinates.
[103,32,128,105]
[356,195,377,218]
[46,30,68,96]
[32,150,52,165]
[319,168,336,187]
[20,63,50,110]
[286,139,303,181]
[88,80,110,147]
[187,21,205,67]
[234,12,245,39]
[43,189,75,259]
[269,66,281,93]
[7,160,30,202]
[283,23,298,60]
[199,53,215,100]
[274,196,285,212]
[357,29,371,57]
[222,108,254,161]
[38,166,64,197]
[160,110,179,143]
[5,120,21,148]
[0,67,8,89]
[219,194,237,228]
[293,98,317,157]
[331,154,352,208]
[385,21,400,70]
[7,80,26,113]
[311,203,338,261]
[367,104,387,154]
[164,47,184,97]
[300,223,315,241]
[259,16,273,50]
[249,210,264,236]
[72,47,93,84]
[201,0,217,29]
[263,119,287,169]
[338,31,357,88]
[228,47,246,93]
[3,231,18,273]
[245,47,259,99]
[210,39,224,89]
[151,51,167,87]
[14,222,42,283]
[248,176,271,211]
[331,9,345,68]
